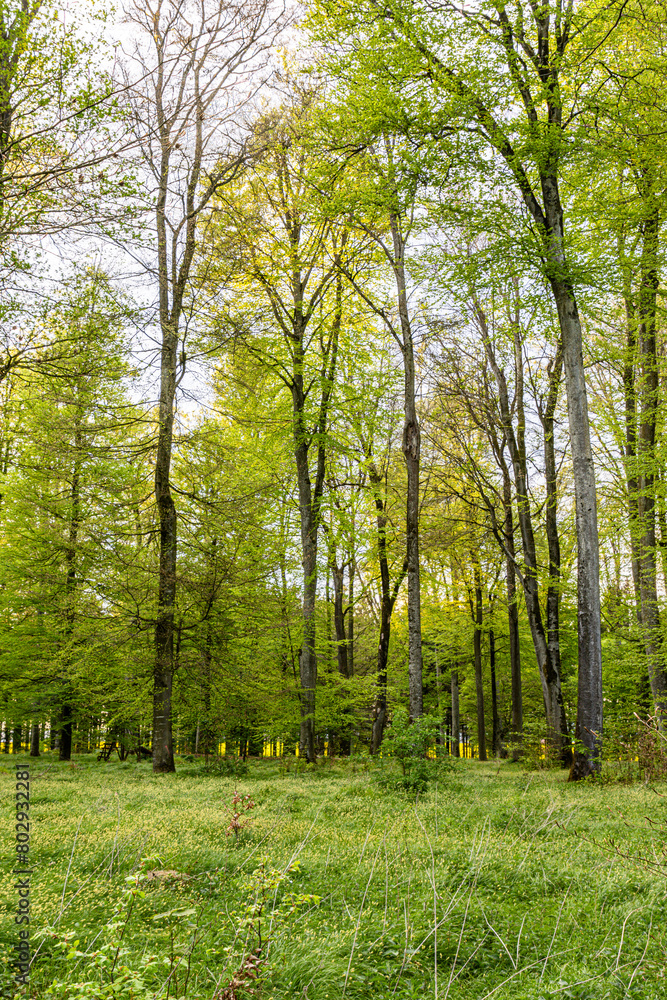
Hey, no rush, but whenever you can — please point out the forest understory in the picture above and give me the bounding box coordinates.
[2,755,666,1000]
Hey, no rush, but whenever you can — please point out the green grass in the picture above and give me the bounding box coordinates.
[2,753,667,999]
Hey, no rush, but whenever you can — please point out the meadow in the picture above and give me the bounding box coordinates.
[1,754,666,1000]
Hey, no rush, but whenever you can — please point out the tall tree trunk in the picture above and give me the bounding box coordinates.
[347,547,355,676]
[435,644,444,745]
[489,612,500,757]
[59,705,72,761]
[472,561,487,761]
[389,211,423,719]
[539,344,571,763]
[331,562,349,678]
[656,469,667,593]
[329,552,352,755]
[30,722,40,757]
[296,448,318,763]
[152,307,178,772]
[293,283,341,762]
[369,459,407,753]
[480,306,569,759]
[634,204,667,718]
[621,267,642,608]
[502,465,522,752]
[60,417,82,763]
[538,167,602,778]
[199,622,214,755]
[450,669,460,758]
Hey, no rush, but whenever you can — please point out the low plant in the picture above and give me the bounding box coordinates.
[372,709,454,796]
[206,755,249,778]
[225,789,255,842]
[214,860,320,999]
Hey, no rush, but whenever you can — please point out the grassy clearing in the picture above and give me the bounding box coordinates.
[1,754,667,999]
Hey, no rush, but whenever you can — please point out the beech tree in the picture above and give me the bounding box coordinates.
[323,134,427,720]
[201,87,368,760]
[119,0,284,772]
[311,0,609,775]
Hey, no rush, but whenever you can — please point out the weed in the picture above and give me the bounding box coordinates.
[225,789,255,842]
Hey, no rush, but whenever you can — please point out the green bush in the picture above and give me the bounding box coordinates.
[203,754,249,778]
[373,709,455,795]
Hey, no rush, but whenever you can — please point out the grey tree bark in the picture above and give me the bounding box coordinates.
[478,304,570,762]
[382,210,423,719]
[382,0,604,776]
[369,458,407,753]
[338,143,424,720]
[502,463,522,750]
[121,0,281,772]
[633,203,667,718]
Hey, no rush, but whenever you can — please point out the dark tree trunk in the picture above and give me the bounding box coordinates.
[198,626,214,756]
[369,460,407,753]
[59,704,72,761]
[489,621,500,757]
[30,723,40,757]
[152,316,177,774]
[347,551,355,676]
[59,417,82,765]
[331,562,349,678]
[538,344,572,765]
[472,562,487,761]
[621,278,642,607]
[656,470,667,594]
[389,212,423,719]
[480,307,569,760]
[295,417,318,764]
[502,468,522,752]
[450,669,460,758]
[12,725,21,754]
[435,645,444,745]
[329,552,351,755]
[634,205,667,718]
[293,284,341,762]
[546,272,603,778]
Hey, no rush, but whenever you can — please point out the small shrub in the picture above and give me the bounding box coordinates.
[206,755,249,778]
[381,708,439,771]
[373,709,455,796]
[225,789,255,842]
[214,859,320,999]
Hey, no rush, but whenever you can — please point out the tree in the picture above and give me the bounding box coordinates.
[323,133,427,720]
[202,84,370,760]
[311,0,606,775]
[0,269,143,759]
[119,0,283,772]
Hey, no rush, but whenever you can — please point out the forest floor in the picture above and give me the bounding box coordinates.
[1,753,666,1000]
